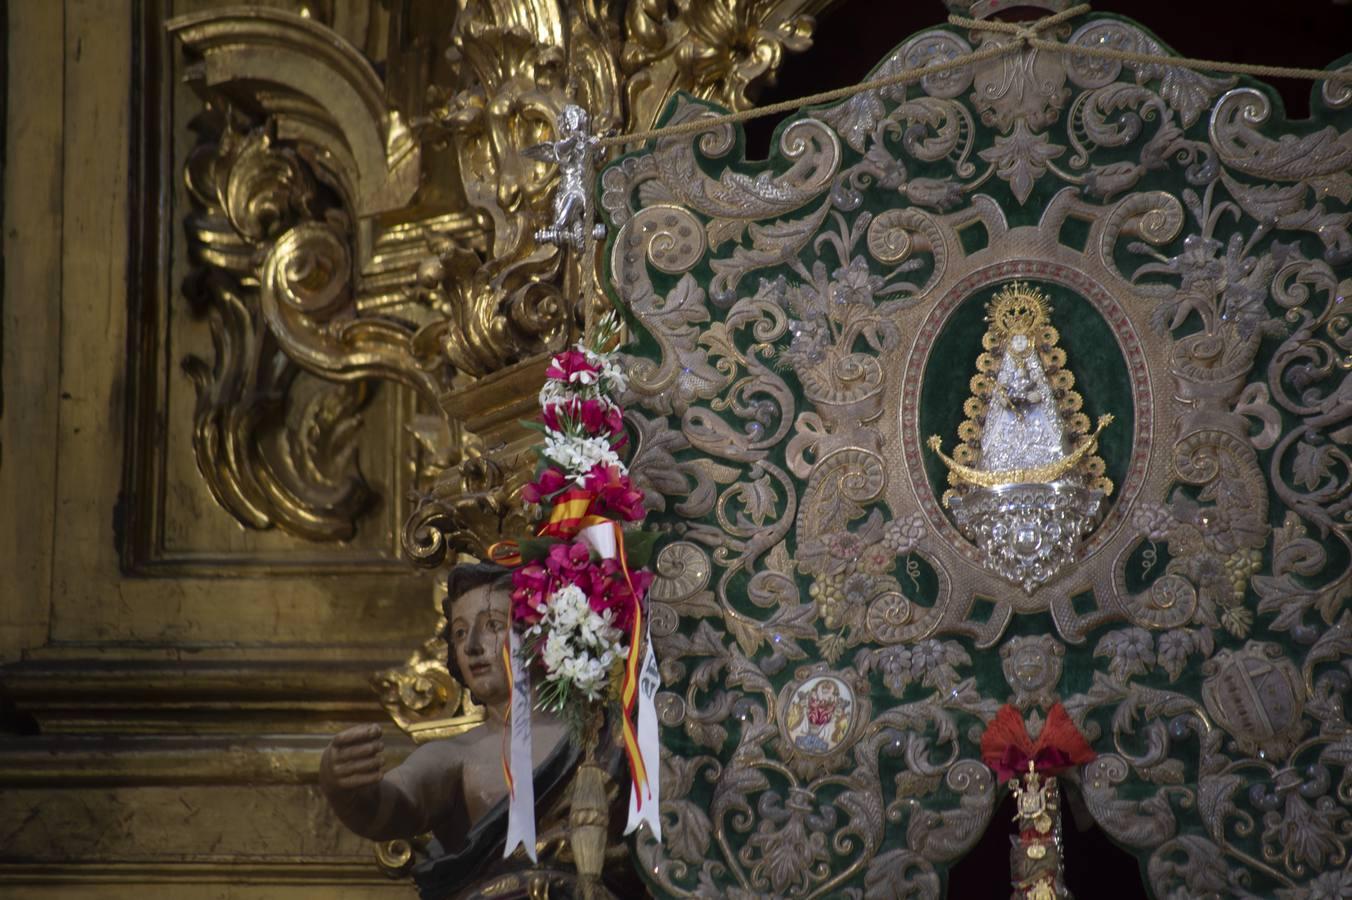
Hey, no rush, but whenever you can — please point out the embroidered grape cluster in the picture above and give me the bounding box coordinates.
[809,573,847,628]
[1224,547,1263,601]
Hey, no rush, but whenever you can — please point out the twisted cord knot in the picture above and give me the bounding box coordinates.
[947,3,1092,48]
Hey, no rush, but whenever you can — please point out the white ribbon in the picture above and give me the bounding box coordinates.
[578,521,617,559]
[503,627,537,861]
[624,632,662,840]
[579,522,662,840]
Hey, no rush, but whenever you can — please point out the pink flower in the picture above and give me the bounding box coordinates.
[511,562,552,625]
[544,539,593,582]
[600,403,624,438]
[583,465,646,522]
[542,398,625,441]
[588,561,652,631]
[545,350,600,385]
[575,398,624,439]
[541,404,565,434]
[522,467,567,505]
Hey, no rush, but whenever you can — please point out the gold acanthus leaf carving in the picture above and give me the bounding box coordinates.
[622,0,833,125]
[410,236,568,379]
[173,1,831,557]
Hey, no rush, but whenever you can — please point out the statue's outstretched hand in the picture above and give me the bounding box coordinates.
[321,723,384,797]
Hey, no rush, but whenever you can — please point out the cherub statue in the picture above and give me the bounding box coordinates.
[320,564,570,855]
[525,104,607,250]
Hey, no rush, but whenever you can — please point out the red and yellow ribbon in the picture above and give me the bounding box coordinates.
[493,488,652,815]
[501,641,515,800]
[487,488,609,566]
[610,519,650,808]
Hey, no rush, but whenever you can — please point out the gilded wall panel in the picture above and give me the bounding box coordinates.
[29,0,435,655]
[128,0,422,574]
[2,10,428,894]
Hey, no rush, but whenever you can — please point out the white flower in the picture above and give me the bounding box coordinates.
[542,433,624,480]
[568,370,599,386]
[535,582,628,700]
[539,379,572,408]
[600,358,628,395]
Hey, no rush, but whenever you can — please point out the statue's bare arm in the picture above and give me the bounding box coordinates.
[319,724,465,841]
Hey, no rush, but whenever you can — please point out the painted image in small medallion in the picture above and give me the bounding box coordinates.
[785,676,854,755]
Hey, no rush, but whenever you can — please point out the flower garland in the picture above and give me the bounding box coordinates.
[495,311,663,859]
[501,311,654,734]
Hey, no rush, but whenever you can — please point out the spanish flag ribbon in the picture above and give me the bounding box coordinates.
[488,489,613,567]
[538,489,600,538]
[501,642,513,797]
[576,520,657,831]
[618,523,648,806]
[487,540,523,567]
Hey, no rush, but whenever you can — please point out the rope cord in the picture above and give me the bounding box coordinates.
[597,40,1019,148]
[1023,36,1350,83]
[597,3,1350,149]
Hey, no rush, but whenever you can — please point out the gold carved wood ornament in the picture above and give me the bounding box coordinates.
[170,0,844,565]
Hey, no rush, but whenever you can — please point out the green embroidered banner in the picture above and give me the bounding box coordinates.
[602,12,1352,897]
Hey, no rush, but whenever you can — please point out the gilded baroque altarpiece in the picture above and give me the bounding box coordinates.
[1,0,1351,897]
[1,0,835,895]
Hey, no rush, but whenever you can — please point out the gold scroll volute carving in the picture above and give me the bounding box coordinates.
[170,0,841,771]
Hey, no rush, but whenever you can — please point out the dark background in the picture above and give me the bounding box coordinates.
[749,2,1350,897]
[746,0,1352,157]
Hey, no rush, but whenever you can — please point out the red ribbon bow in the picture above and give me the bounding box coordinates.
[979,703,1096,784]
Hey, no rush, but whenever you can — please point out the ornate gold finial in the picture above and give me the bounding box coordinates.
[1010,759,1055,834]
[986,281,1051,348]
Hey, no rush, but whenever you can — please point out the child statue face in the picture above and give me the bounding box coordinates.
[447,583,511,706]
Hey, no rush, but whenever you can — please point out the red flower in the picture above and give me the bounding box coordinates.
[542,398,625,442]
[541,404,564,434]
[574,398,618,435]
[544,539,593,582]
[599,403,624,438]
[583,464,646,522]
[588,559,651,631]
[545,350,600,385]
[979,703,1095,783]
[522,467,568,505]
